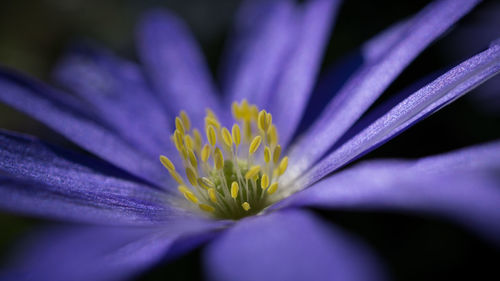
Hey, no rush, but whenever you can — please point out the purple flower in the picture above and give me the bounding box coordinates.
[0,0,499,280]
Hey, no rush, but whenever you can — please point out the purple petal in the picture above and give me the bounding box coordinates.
[292,38,500,188]
[0,67,170,187]
[0,130,181,225]
[2,219,225,281]
[279,143,500,244]
[136,9,226,128]
[53,43,174,158]
[220,0,297,107]
[268,0,340,147]
[204,209,386,281]
[289,0,481,173]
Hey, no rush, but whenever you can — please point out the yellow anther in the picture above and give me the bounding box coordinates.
[221,127,233,147]
[266,112,272,126]
[206,125,217,147]
[231,181,239,198]
[175,117,185,135]
[242,202,251,211]
[267,182,278,195]
[185,167,198,186]
[214,147,224,170]
[193,129,202,151]
[173,130,184,152]
[244,120,252,142]
[232,101,242,119]
[261,173,269,189]
[205,116,220,130]
[188,149,197,168]
[185,192,198,204]
[201,144,211,162]
[180,146,188,160]
[258,110,269,132]
[184,135,194,150]
[249,136,262,155]
[250,105,259,121]
[180,110,191,131]
[232,124,241,146]
[240,99,249,114]
[264,146,271,163]
[273,145,282,164]
[159,155,175,171]
[198,177,215,190]
[199,203,215,213]
[278,156,288,175]
[245,165,261,180]
[178,185,198,204]
[208,188,218,203]
[206,108,217,120]
[169,169,184,184]
[178,185,190,194]
[268,125,278,146]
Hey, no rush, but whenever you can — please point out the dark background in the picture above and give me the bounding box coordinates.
[0,0,499,280]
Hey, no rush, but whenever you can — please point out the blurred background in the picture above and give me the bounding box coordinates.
[0,0,499,280]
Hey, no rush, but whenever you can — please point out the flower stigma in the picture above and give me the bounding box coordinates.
[160,100,288,220]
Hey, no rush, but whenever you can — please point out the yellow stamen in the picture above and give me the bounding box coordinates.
[267,182,278,195]
[188,149,197,168]
[244,120,252,142]
[180,110,191,131]
[205,116,220,130]
[231,181,239,198]
[278,156,288,175]
[273,145,282,164]
[214,147,224,170]
[161,100,290,219]
[250,105,259,121]
[159,155,175,171]
[206,125,217,147]
[242,202,251,211]
[264,146,271,163]
[178,185,198,204]
[169,169,184,184]
[221,127,233,147]
[232,124,241,146]
[175,117,185,135]
[185,167,198,186]
[193,129,202,151]
[201,144,211,162]
[206,108,217,120]
[198,177,215,190]
[199,204,215,213]
[249,136,262,155]
[184,135,194,150]
[208,188,217,203]
[232,101,241,119]
[269,125,278,146]
[261,173,269,189]
[245,165,261,179]
[258,110,270,132]
[173,130,184,152]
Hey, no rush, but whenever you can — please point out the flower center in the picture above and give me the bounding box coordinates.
[160,100,288,220]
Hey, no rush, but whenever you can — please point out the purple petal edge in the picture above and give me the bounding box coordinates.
[0,67,171,188]
[204,209,386,281]
[0,129,182,225]
[291,38,500,189]
[288,0,481,174]
[136,9,227,128]
[269,0,340,148]
[2,219,227,281]
[278,142,500,244]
